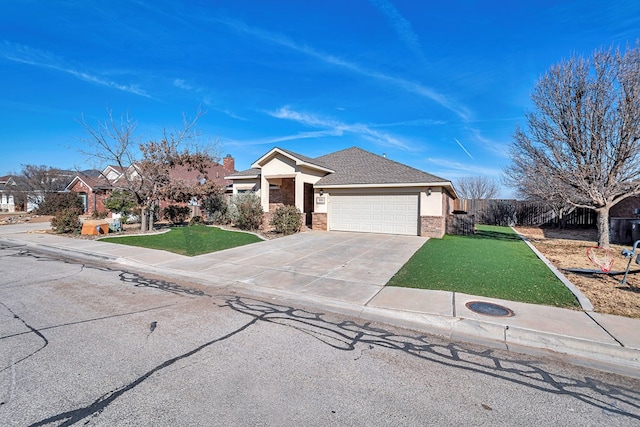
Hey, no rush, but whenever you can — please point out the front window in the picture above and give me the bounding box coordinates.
[79,193,88,212]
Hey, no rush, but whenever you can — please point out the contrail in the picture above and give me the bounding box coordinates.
[454,138,474,160]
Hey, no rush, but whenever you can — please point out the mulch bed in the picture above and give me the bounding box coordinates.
[515,227,640,318]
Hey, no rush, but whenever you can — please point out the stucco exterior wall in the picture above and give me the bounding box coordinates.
[420,187,443,216]
[231,179,259,194]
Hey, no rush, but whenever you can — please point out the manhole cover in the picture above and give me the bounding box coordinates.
[465,301,514,317]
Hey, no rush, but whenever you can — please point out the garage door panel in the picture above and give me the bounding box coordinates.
[329,193,418,236]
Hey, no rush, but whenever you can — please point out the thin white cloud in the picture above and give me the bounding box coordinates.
[225,129,344,147]
[268,106,411,150]
[426,157,502,177]
[214,108,248,121]
[1,41,150,98]
[173,78,193,91]
[372,118,447,127]
[468,127,511,158]
[369,0,426,62]
[454,137,474,160]
[212,18,471,121]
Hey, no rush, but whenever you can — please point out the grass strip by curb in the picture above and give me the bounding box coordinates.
[387,225,579,307]
[100,225,262,256]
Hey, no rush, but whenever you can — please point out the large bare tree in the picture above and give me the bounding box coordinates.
[79,109,220,231]
[504,43,640,247]
[455,176,500,199]
[14,165,76,210]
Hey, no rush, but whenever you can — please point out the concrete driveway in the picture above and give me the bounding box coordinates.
[156,231,428,305]
[0,222,427,306]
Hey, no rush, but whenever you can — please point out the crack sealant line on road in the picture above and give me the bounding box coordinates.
[0,237,112,263]
[3,234,639,379]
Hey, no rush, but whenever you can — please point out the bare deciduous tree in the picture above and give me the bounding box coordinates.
[504,158,577,228]
[14,165,76,210]
[504,43,640,247]
[79,109,220,231]
[455,176,500,199]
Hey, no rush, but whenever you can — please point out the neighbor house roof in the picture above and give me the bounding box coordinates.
[315,147,448,187]
[66,174,113,192]
[226,168,261,179]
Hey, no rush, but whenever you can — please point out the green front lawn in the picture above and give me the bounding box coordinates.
[101,225,263,256]
[388,225,579,307]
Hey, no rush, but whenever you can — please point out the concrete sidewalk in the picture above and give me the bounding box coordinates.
[1,222,638,377]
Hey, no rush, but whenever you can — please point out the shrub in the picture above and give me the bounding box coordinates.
[201,192,229,224]
[189,215,204,226]
[104,189,137,221]
[51,207,83,234]
[36,192,84,215]
[270,205,302,235]
[91,210,108,219]
[163,205,191,225]
[210,210,230,225]
[229,193,263,231]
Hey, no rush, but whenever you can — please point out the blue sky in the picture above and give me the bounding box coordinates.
[1,1,639,196]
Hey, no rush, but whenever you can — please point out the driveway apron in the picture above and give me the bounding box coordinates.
[158,231,427,305]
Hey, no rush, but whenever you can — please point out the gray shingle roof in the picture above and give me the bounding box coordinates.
[315,147,448,186]
[226,168,261,178]
[228,147,450,187]
[273,147,333,171]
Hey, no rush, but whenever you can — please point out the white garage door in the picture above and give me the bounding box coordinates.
[329,193,419,235]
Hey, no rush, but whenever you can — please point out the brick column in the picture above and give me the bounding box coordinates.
[312,212,327,231]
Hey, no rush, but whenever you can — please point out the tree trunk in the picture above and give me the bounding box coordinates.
[595,206,611,248]
[148,202,155,230]
[141,207,148,232]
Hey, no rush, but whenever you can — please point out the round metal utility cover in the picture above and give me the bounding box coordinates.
[465,301,514,317]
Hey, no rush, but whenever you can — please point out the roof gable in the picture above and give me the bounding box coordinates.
[251,147,334,174]
[66,174,112,191]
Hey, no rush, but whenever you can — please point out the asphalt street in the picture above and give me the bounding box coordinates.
[1,241,639,426]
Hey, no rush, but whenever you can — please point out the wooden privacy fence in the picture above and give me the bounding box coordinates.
[453,199,597,228]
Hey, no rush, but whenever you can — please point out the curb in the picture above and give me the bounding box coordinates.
[512,228,594,311]
[3,235,639,379]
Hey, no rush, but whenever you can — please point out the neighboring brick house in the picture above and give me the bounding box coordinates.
[156,154,236,216]
[611,196,640,218]
[66,155,236,217]
[65,172,113,216]
[226,147,458,238]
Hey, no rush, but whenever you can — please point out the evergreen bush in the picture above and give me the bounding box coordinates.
[270,205,302,235]
[229,193,263,231]
[163,205,191,225]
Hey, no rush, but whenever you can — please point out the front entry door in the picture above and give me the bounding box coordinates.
[303,183,314,227]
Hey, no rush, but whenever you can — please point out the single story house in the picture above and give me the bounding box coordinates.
[66,171,112,215]
[226,147,458,237]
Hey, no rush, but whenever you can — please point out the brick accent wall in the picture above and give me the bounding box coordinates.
[268,178,295,208]
[420,215,445,238]
[611,196,640,218]
[281,178,295,205]
[312,212,327,231]
[269,189,283,205]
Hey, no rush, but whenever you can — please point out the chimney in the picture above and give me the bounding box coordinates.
[223,154,235,173]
